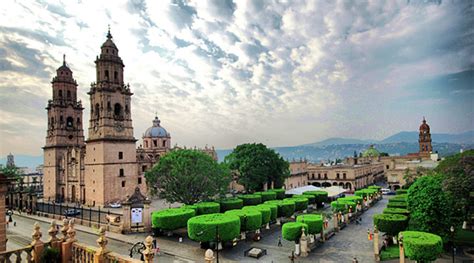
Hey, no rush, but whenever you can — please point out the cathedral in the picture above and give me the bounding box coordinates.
[43,30,216,206]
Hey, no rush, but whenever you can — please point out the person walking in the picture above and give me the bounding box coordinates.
[277,235,283,247]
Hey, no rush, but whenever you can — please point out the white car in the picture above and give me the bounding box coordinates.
[381,188,391,195]
[109,202,122,208]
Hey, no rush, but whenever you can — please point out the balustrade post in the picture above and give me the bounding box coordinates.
[60,218,69,241]
[31,222,44,263]
[48,220,61,250]
[142,236,154,263]
[61,219,76,263]
[94,227,108,263]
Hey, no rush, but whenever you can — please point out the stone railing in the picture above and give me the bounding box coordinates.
[1,219,153,263]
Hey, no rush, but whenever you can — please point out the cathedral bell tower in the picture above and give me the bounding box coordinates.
[43,56,85,202]
[84,29,140,206]
[418,117,432,155]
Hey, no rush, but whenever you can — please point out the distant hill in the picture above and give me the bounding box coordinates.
[381,131,474,144]
[303,137,376,147]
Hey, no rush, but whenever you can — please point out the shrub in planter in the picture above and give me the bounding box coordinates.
[330,200,356,213]
[400,231,443,262]
[285,197,308,211]
[264,200,296,218]
[303,191,328,206]
[383,208,410,216]
[195,202,220,215]
[188,213,241,242]
[391,194,407,202]
[338,196,363,205]
[224,209,262,232]
[257,204,278,222]
[254,191,277,202]
[355,188,378,198]
[218,198,243,212]
[268,188,286,199]
[373,214,408,236]
[296,214,323,234]
[181,204,197,212]
[243,205,271,225]
[152,208,196,230]
[282,222,308,242]
[396,189,408,195]
[237,194,262,206]
[387,201,408,209]
[294,194,315,204]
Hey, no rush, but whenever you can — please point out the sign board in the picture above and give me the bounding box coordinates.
[131,208,143,224]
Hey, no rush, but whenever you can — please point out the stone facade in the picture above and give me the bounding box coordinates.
[43,30,216,206]
[284,160,309,190]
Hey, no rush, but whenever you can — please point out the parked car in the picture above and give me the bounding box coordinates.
[109,202,122,208]
[381,188,391,195]
[64,209,80,216]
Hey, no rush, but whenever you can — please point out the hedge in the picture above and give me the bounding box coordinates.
[224,209,262,232]
[401,231,443,262]
[303,191,328,205]
[264,200,296,218]
[294,194,315,204]
[396,189,408,195]
[187,213,240,242]
[268,189,286,199]
[285,197,308,211]
[296,214,323,234]
[337,196,363,205]
[383,208,410,216]
[354,188,378,198]
[373,214,408,236]
[195,202,220,215]
[152,208,196,230]
[391,194,407,202]
[218,198,243,212]
[243,205,271,225]
[386,201,408,209]
[237,194,262,206]
[181,204,197,212]
[257,204,278,221]
[330,200,356,213]
[282,222,308,242]
[254,191,277,202]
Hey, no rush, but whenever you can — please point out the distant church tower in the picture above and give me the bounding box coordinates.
[418,117,432,155]
[43,56,85,202]
[6,153,14,168]
[84,29,140,205]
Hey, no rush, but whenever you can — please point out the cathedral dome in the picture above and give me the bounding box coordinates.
[101,28,118,51]
[419,117,430,132]
[362,145,380,158]
[144,116,169,138]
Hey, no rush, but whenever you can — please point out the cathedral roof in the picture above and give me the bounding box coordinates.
[144,116,170,138]
[362,145,380,158]
[57,54,72,73]
[101,28,118,50]
[419,117,430,131]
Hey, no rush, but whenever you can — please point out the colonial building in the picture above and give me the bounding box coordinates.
[284,159,309,190]
[43,30,216,206]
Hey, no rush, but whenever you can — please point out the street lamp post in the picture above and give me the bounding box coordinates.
[215,225,220,263]
[450,226,455,263]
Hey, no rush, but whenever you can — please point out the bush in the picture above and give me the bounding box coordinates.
[181,204,197,212]
[354,188,378,198]
[254,191,277,202]
[264,200,296,217]
[296,214,323,234]
[391,194,407,202]
[188,213,240,242]
[243,205,271,225]
[224,209,262,232]
[257,204,278,221]
[373,214,408,236]
[383,208,410,216]
[401,231,443,262]
[218,198,243,212]
[152,208,196,230]
[294,194,315,204]
[303,191,328,205]
[195,202,220,215]
[330,200,356,213]
[396,189,408,195]
[387,201,408,209]
[237,194,262,206]
[40,247,60,263]
[282,222,308,242]
[337,196,363,205]
[269,188,286,199]
[285,197,308,211]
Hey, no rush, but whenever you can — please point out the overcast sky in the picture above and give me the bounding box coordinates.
[0,0,473,156]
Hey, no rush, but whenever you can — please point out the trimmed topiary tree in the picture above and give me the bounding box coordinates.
[224,209,262,232]
[391,194,407,202]
[373,214,408,236]
[195,202,220,215]
[396,189,408,195]
[218,198,243,212]
[383,208,410,217]
[181,204,197,212]
[338,196,363,205]
[152,208,196,231]
[303,191,328,207]
[257,204,277,222]
[282,222,308,242]
[188,213,241,242]
[387,201,408,209]
[237,194,262,206]
[264,200,296,218]
[355,188,378,199]
[331,200,356,213]
[269,188,286,199]
[294,194,315,204]
[254,191,277,202]
[285,197,308,211]
[401,231,443,262]
[296,214,323,235]
[243,205,271,226]
[368,185,382,190]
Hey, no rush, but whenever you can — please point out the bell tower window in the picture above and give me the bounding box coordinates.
[105,70,109,80]
[66,117,74,128]
[114,71,118,80]
[58,90,63,98]
[67,90,71,98]
[114,103,122,119]
[95,103,100,118]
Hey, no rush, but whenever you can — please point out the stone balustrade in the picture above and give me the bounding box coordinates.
[0,220,149,263]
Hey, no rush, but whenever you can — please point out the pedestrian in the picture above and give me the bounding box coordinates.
[13,221,16,227]
[277,235,283,247]
[352,257,358,263]
[367,229,371,241]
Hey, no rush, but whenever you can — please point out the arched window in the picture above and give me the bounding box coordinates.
[114,103,122,118]
[58,90,63,98]
[114,71,118,80]
[95,103,100,118]
[76,117,80,124]
[66,117,74,128]
[162,140,166,147]
[105,70,109,80]
[67,90,71,98]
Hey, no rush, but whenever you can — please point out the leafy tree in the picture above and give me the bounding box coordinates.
[145,149,231,205]
[403,166,430,189]
[1,164,21,180]
[224,143,289,192]
[380,152,389,157]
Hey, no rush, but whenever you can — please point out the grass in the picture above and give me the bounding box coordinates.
[380,245,399,261]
